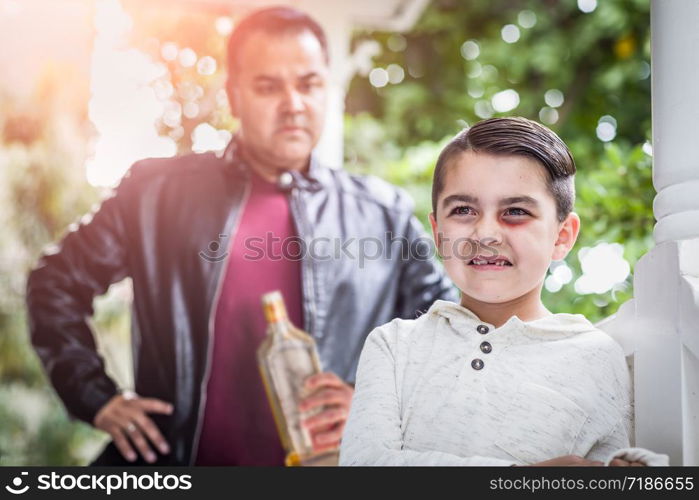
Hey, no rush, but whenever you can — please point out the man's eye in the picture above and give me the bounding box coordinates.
[450,206,474,216]
[505,207,529,216]
[299,80,321,93]
[255,85,276,94]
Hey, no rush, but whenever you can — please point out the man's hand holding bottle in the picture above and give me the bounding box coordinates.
[299,372,354,453]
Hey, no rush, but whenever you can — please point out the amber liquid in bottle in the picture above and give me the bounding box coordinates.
[258,291,339,466]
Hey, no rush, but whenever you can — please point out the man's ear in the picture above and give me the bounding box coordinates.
[429,212,442,257]
[551,212,580,261]
[227,81,240,118]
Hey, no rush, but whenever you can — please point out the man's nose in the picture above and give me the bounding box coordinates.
[281,87,305,113]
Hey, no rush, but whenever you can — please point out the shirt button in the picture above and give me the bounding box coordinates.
[480,341,492,354]
[471,358,484,370]
[277,171,294,190]
[477,324,489,335]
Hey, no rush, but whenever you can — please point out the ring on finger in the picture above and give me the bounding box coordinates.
[126,422,137,433]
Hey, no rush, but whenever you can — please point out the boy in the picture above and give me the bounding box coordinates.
[339,117,664,466]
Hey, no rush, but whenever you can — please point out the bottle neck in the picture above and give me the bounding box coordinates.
[269,318,292,339]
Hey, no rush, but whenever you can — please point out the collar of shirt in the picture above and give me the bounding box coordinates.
[220,135,326,192]
[427,299,595,342]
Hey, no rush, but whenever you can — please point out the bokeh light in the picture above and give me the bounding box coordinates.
[460,40,480,60]
[387,34,407,52]
[578,0,598,14]
[215,16,233,36]
[178,47,197,68]
[369,67,389,88]
[501,24,521,44]
[474,100,494,119]
[491,89,520,112]
[518,10,537,29]
[596,115,618,142]
[544,89,565,108]
[197,55,217,76]
[87,0,176,187]
[539,106,559,125]
[574,242,630,294]
[191,123,231,153]
[386,64,405,84]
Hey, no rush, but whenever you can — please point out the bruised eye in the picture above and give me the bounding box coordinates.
[505,207,530,216]
[449,205,475,216]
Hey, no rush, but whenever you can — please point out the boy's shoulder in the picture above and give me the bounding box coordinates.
[539,313,627,359]
[548,315,630,382]
[366,303,444,347]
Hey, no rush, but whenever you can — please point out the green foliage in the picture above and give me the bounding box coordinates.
[0,88,123,465]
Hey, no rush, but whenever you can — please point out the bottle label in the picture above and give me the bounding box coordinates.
[267,342,319,455]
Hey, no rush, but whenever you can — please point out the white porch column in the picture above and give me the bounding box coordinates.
[642,0,699,466]
[600,0,699,465]
[298,0,429,168]
[596,0,699,466]
[299,0,352,168]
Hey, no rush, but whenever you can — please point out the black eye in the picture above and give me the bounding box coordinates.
[505,207,529,216]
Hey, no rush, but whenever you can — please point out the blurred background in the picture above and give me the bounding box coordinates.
[0,0,652,464]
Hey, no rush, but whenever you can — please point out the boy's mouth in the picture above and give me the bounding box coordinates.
[468,256,513,267]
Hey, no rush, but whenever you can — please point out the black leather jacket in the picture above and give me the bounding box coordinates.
[26,142,457,465]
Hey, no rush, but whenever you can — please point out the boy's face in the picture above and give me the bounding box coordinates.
[429,151,580,305]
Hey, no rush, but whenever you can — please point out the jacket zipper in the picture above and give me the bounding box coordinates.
[189,181,251,465]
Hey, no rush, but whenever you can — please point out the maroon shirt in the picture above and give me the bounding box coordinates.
[195,171,303,465]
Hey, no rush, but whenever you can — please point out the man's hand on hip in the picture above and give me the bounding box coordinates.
[93,391,173,463]
[299,372,354,453]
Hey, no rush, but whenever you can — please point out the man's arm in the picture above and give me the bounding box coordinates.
[395,215,458,318]
[27,169,174,463]
[26,180,131,425]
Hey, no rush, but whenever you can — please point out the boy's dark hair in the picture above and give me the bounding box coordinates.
[431,117,576,222]
[226,7,328,88]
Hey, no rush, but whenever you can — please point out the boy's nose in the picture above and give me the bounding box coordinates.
[472,219,503,246]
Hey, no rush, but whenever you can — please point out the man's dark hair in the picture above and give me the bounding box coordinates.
[431,117,576,222]
[226,6,329,88]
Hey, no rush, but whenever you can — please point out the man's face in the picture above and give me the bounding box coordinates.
[228,29,328,170]
[429,151,580,304]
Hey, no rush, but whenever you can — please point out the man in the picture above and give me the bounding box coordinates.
[26,7,456,466]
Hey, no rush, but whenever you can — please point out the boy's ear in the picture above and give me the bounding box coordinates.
[551,212,580,261]
[429,212,442,257]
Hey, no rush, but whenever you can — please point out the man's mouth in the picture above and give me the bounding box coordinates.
[468,257,513,267]
[279,125,306,133]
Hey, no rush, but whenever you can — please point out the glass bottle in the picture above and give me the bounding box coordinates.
[258,291,339,466]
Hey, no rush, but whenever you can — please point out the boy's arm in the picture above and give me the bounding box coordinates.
[584,414,632,463]
[339,324,516,466]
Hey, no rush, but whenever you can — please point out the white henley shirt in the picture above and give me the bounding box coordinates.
[339,300,632,466]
